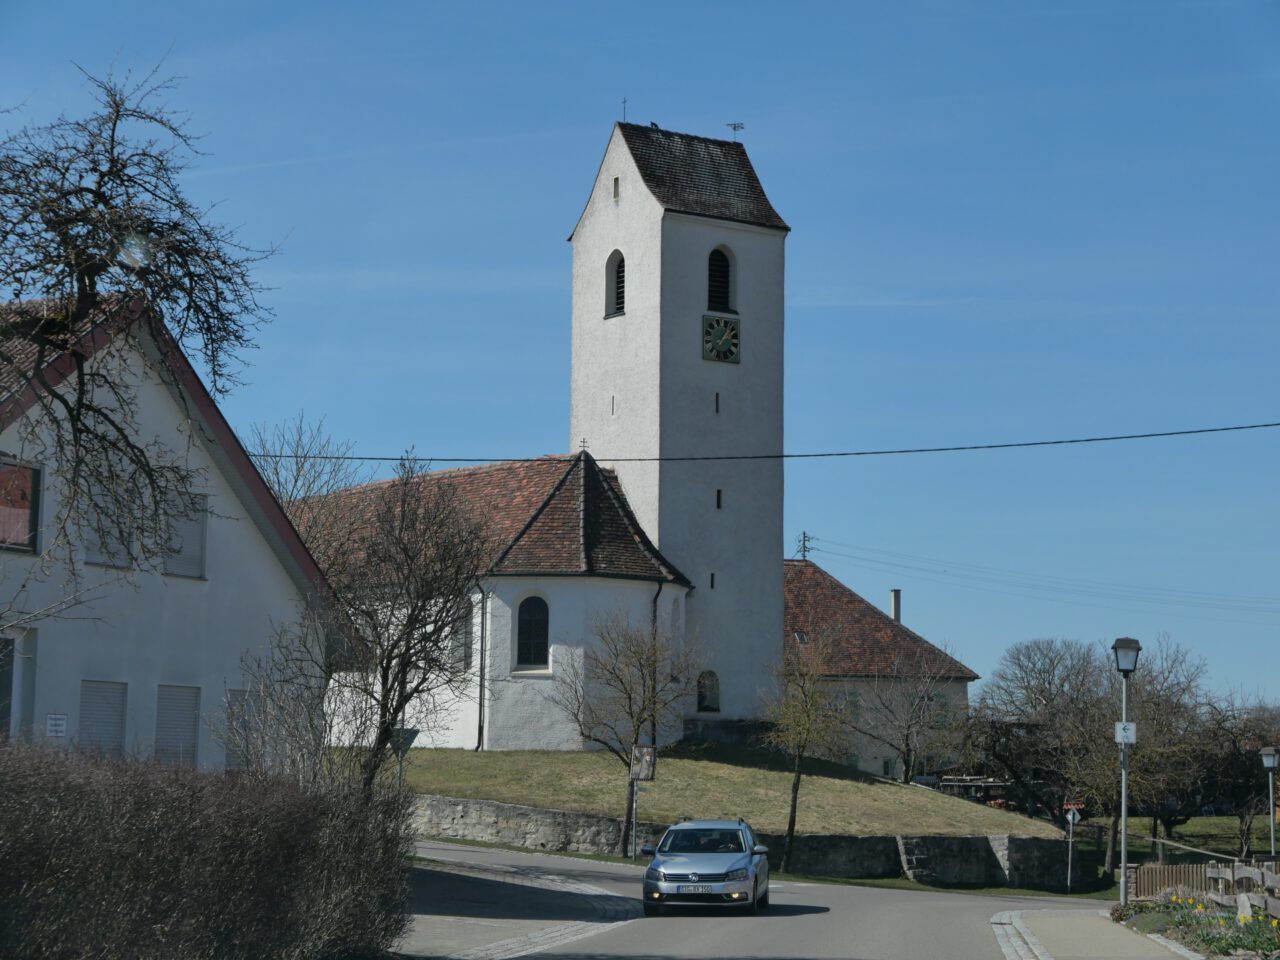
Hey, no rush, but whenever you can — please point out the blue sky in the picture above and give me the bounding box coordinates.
[5,1,1277,698]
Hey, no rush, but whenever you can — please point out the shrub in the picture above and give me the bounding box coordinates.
[0,743,410,959]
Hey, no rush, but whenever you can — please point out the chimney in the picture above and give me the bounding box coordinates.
[890,588,901,623]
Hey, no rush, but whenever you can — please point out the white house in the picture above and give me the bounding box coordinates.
[0,301,329,770]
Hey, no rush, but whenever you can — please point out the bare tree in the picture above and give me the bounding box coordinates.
[546,609,701,855]
[847,646,967,784]
[760,633,851,873]
[242,424,491,792]
[0,67,271,616]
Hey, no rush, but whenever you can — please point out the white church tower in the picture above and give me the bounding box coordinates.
[569,123,788,736]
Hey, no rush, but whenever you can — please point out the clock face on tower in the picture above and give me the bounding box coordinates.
[702,315,741,363]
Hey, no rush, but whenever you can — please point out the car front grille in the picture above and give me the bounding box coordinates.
[662,872,729,883]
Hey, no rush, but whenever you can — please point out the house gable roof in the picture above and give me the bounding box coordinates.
[616,123,789,232]
[783,559,979,681]
[0,298,331,605]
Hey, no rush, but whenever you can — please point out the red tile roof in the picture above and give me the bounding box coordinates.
[784,559,978,681]
[332,452,690,586]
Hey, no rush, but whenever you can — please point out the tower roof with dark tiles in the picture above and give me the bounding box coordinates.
[617,122,789,232]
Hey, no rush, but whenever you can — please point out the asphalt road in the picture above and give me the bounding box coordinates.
[414,840,1105,960]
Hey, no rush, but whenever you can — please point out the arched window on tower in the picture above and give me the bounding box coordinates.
[697,671,720,713]
[605,250,625,316]
[516,596,549,668]
[707,248,733,313]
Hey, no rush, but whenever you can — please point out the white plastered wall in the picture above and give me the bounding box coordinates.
[0,340,312,770]
[429,575,687,751]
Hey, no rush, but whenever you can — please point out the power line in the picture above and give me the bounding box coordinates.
[248,419,1280,464]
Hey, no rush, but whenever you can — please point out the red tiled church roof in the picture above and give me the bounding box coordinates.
[784,559,978,681]
[332,452,690,586]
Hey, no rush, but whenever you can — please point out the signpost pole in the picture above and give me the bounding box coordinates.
[1067,812,1076,893]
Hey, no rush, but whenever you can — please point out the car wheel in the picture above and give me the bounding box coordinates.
[643,901,661,917]
[758,884,769,910]
[746,880,760,915]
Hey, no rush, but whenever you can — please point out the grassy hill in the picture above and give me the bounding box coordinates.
[402,743,1063,838]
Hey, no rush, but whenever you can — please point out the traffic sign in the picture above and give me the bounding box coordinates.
[1064,801,1085,811]
[1115,721,1137,745]
[1066,808,1081,825]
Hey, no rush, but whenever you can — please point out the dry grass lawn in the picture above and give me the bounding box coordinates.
[402,743,1062,838]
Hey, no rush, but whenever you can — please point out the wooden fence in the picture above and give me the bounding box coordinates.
[1204,863,1280,920]
[1134,863,1210,899]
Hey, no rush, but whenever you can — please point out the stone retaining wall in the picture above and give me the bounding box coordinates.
[412,794,1077,891]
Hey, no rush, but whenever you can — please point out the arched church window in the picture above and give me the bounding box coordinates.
[707,248,733,313]
[455,599,473,672]
[696,670,720,713]
[605,250,625,316]
[516,596,549,668]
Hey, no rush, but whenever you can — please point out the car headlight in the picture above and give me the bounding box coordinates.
[645,867,664,881]
[725,868,748,881]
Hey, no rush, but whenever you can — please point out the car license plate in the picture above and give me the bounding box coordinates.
[678,884,712,894]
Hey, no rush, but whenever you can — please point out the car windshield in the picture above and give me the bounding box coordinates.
[658,828,746,854]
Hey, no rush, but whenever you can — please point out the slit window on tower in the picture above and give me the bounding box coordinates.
[708,249,731,312]
[716,489,722,509]
[605,250,625,317]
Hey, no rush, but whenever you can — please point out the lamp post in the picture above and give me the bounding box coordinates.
[1262,746,1278,858]
[1112,637,1141,908]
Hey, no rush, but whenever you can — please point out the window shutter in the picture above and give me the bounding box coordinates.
[614,256,625,312]
[164,495,207,578]
[79,680,127,755]
[155,684,200,766]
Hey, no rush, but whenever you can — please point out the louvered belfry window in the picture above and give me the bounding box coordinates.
[708,249,731,312]
[614,255,626,313]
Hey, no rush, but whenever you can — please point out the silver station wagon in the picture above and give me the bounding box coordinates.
[640,818,770,916]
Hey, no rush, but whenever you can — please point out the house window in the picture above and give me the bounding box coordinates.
[224,688,249,771]
[163,494,207,578]
[516,596,549,669]
[0,463,39,553]
[155,684,200,767]
[0,637,13,742]
[84,485,130,568]
[79,680,127,756]
[697,671,720,713]
[605,250,625,316]
[708,248,733,313]
[612,176,619,199]
[794,630,808,645]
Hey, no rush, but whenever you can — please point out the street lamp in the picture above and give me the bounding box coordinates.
[1112,637,1141,908]
[1262,746,1278,859]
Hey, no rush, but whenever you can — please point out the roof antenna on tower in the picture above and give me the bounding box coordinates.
[622,97,627,122]
[726,122,744,141]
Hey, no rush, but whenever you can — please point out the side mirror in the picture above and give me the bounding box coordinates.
[753,844,769,855]
[640,846,655,857]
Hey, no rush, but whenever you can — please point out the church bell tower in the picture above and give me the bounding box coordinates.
[569,123,788,731]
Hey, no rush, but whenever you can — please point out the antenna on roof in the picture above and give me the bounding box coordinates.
[726,122,745,141]
[650,121,659,129]
[622,97,627,122]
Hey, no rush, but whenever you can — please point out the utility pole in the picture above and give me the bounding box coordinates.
[797,531,811,560]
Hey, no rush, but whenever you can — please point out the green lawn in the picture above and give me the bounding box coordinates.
[401,742,1063,838]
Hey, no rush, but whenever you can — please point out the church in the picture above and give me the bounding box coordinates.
[383,123,976,769]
